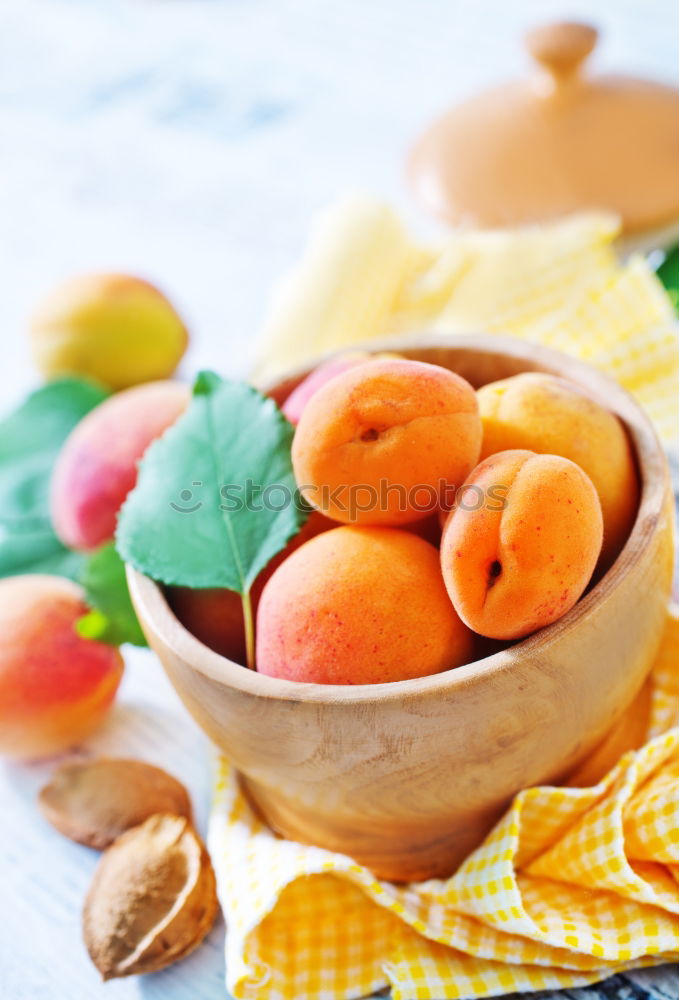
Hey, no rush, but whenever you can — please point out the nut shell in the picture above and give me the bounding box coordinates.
[83,813,218,979]
[39,758,192,849]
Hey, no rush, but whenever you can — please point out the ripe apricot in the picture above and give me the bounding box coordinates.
[256,526,474,684]
[169,511,336,663]
[51,380,189,550]
[440,450,603,640]
[30,273,188,390]
[0,575,124,759]
[292,359,482,525]
[477,373,639,568]
[402,511,442,546]
[281,351,402,425]
[282,352,372,425]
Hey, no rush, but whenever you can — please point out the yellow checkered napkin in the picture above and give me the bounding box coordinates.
[208,201,679,999]
[253,199,679,445]
[209,610,679,1000]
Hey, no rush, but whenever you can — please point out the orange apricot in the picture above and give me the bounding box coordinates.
[440,450,603,640]
[256,526,474,684]
[477,373,638,568]
[51,380,189,550]
[282,352,372,424]
[168,585,247,664]
[281,351,403,424]
[402,511,442,546]
[30,273,188,390]
[292,359,482,525]
[0,575,124,759]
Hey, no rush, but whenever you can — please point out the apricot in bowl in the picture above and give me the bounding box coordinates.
[257,526,473,684]
[477,372,639,569]
[292,357,482,525]
[441,449,604,640]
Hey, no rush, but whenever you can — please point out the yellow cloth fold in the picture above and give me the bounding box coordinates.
[210,610,679,999]
[210,200,679,999]
[253,198,679,445]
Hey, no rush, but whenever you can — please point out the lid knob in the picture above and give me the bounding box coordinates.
[525,21,598,84]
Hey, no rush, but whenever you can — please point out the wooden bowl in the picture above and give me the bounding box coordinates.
[128,335,675,882]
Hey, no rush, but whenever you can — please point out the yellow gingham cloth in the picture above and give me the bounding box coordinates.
[253,199,679,445]
[209,201,679,999]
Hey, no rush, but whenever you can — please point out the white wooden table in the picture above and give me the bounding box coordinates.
[0,1,677,997]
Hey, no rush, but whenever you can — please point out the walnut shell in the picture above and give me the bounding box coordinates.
[38,758,192,849]
[83,813,218,979]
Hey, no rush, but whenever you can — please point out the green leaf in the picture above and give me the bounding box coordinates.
[0,377,109,524]
[0,521,86,580]
[0,378,109,578]
[656,242,679,310]
[116,372,308,591]
[77,543,147,647]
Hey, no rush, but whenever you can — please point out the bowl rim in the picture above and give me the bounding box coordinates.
[127,332,668,706]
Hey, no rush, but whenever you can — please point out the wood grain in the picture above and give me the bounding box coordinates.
[128,334,674,882]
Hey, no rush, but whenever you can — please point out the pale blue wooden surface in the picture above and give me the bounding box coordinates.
[0,1,678,997]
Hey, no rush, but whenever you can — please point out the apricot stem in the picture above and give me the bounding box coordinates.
[241,590,255,670]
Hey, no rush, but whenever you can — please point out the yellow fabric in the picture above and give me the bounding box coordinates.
[253,199,679,445]
[209,200,679,999]
[210,612,679,999]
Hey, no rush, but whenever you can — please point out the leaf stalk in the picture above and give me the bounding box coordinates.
[241,590,255,671]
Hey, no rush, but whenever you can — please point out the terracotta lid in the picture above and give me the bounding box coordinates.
[408,22,679,234]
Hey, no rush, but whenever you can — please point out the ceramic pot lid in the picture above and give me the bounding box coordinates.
[408,22,679,234]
